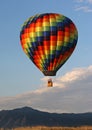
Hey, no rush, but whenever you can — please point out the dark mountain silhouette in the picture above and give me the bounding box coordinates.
[0,107,92,128]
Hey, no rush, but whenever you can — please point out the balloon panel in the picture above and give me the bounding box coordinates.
[20,13,78,76]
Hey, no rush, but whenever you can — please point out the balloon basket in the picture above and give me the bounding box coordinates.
[48,78,53,87]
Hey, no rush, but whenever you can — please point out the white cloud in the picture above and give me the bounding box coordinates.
[75,0,84,3]
[0,66,92,113]
[75,6,92,12]
[75,0,92,3]
[87,0,92,4]
[74,0,92,12]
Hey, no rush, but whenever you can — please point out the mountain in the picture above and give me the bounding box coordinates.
[0,107,92,128]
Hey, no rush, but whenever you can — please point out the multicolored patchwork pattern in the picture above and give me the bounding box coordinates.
[20,13,78,76]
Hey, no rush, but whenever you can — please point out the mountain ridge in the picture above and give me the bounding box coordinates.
[0,106,92,128]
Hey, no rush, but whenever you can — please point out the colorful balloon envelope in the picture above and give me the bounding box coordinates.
[20,13,78,76]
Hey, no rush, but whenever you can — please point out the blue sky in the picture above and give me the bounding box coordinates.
[0,0,92,113]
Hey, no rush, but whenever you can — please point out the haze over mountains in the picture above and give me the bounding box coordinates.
[0,107,92,128]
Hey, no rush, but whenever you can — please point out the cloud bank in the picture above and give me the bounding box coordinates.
[0,66,92,113]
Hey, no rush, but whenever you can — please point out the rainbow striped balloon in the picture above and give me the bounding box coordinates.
[20,13,78,76]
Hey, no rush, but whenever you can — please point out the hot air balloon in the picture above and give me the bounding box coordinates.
[20,13,78,87]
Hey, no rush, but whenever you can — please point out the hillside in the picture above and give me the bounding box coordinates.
[0,107,92,128]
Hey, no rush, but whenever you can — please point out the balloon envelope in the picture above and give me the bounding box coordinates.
[20,13,78,76]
